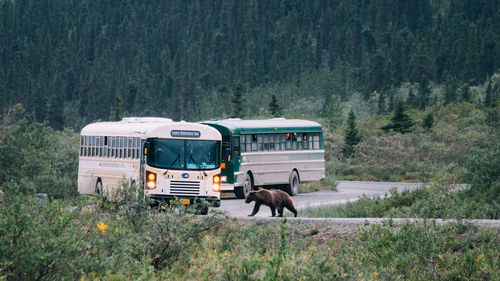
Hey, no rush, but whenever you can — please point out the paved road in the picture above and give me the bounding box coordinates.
[217,181,424,218]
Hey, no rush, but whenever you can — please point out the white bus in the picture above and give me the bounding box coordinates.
[78,117,222,208]
[202,118,325,199]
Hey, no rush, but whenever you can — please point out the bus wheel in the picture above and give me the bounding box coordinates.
[285,171,299,196]
[235,173,253,199]
[95,179,103,195]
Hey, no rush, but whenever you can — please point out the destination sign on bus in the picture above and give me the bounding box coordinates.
[170,130,201,138]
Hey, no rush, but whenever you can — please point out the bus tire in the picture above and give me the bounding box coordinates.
[235,173,253,199]
[285,171,299,196]
[95,179,103,195]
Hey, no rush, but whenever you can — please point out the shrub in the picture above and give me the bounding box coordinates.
[0,182,226,280]
[0,117,78,198]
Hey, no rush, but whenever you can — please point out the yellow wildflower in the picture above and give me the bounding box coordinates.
[438,255,443,260]
[97,222,108,233]
[308,245,318,255]
[374,272,379,279]
[5,260,13,265]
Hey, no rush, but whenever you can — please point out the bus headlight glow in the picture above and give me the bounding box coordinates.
[146,171,157,190]
[212,175,221,192]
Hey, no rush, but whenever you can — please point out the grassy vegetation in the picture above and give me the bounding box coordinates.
[301,183,499,219]
[323,101,497,183]
[1,188,498,280]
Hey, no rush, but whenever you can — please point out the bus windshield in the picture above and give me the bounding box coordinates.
[147,139,220,170]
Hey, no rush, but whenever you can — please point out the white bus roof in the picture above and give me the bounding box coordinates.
[202,118,323,133]
[81,117,221,140]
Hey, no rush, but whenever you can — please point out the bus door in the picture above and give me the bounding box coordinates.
[221,136,240,184]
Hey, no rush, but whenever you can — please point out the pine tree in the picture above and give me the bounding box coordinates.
[269,95,282,117]
[422,112,434,131]
[381,100,415,134]
[231,82,244,118]
[342,109,361,158]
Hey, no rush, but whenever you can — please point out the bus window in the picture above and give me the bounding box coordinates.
[263,134,269,151]
[257,134,263,151]
[90,136,95,157]
[245,135,251,152]
[296,133,302,150]
[251,134,258,151]
[103,136,107,157]
[107,137,111,158]
[313,133,320,149]
[117,137,121,158]
[80,136,84,156]
[86,136,90,156]
[136,137,140,159]
[285,133,292,150]
[82,136,86,157]
[240,135,244,153]
[302,133,309,149]
[269,134,275,151]
[123,137,128,158]
[289,133,296,150]
[111,137,116,158]
[97,136,102,157]
[232,136,240,155]
[119,137,122,157]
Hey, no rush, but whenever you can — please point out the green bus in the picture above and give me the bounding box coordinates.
[202,118,325,199]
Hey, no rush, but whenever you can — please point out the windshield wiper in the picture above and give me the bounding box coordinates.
[189,154,207,176]
[169,153,181,168]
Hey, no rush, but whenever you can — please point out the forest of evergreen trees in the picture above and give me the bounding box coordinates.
[1,0,499,129]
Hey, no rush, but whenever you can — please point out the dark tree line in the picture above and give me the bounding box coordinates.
[0,0,499,129]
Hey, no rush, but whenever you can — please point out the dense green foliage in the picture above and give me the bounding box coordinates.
[1,0,499,128]
[0,106,78,198]
[1,191,498,280]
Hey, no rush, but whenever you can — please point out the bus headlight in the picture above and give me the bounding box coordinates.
[212,175,221,192]
[146,171,156,190]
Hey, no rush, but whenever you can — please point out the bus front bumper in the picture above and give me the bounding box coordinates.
[148,195,221,207]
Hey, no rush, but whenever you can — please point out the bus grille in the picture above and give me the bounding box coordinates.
[169,180,200,195]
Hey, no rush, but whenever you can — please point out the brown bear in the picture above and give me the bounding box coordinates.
[245,189,297,217]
